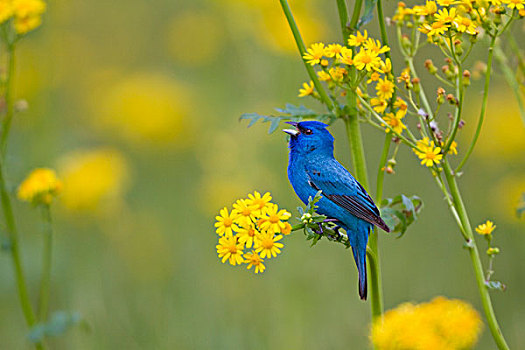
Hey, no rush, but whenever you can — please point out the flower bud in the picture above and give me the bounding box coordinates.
[321,59,329,67]
[401,35,412,51]
[425,59,437,74]
[462,70,471,86]
[412,77,420,93]
[446,94,457,105]
[487,247,500,255]
[301,213,312,224]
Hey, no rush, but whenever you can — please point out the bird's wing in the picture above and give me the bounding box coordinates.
[306,161,390,232]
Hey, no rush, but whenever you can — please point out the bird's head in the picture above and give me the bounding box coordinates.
[283,121,334,156]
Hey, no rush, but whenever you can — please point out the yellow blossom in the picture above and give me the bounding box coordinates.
[437,0,457,6]
[58,149,129,212]
[232,198,258,226]
[443,140,458,155]
[475,220,496,235]
[246,191,272,215]
[371,98,388,114]
[258,203,291,233]
[255,231,284,258]
[416,141,443,167]
[435,7,457,23]
[424,0,438,15]
[12,0,45,17]
[347,30,368,47]
[367,72,381,84]
[338,47,354,65]
[303,43,325,66]
[383,111,407,134]
[378,58,392,74]
[298,81,315,97]
[237,224,259,248]
[216,235,244,265]
[244,251,265,273]
[394,97,408,112]
[363,38,390,54]
[0,0,13,23]
[281,222,292,235]
[325,43,343,57]
[14,14,41,33]
[397,67,411,84]
[454,15,478,34]
[318,71,331,82]
[503,0,525,9]
[17,168,62,205]
[328,67,347,82]
[353,49,381,71]
[376,78,395,100]
[419,21,450,39]
[215,207,240,236]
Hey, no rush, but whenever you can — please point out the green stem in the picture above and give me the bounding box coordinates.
[38,204,53,321]
[279,0,335,111]
[1,43,16,158]
[442,161,509,350]
[336,0,350,41]
[455,35,496,172]
[376,133,391,204]
[348,0,363,32]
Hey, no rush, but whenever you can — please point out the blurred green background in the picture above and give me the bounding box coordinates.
[0,0,524,348]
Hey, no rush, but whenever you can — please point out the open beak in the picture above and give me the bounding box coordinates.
[283,121,299,136]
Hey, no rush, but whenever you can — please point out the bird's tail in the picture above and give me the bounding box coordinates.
[352,245,367,300]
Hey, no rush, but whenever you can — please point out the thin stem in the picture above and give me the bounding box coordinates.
[279,0,335,111]
[455,35,496,172]
[38,204,54,321]
[348,0,363,32]
[442,161,509,350]
[376,133,391,204]
[442,34,463,154]
[336,0,350,41]
[1,43,16,158]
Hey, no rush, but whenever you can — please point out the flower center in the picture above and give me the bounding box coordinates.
[262,239,274,249]
[223,218,233,227]
[269,215,280,224]
[242,208,251,216]
[227,245,237,254]
[425,151,436,160]
[361,55,372,64]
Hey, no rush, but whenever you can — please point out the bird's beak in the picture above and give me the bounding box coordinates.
[283,121,299,136]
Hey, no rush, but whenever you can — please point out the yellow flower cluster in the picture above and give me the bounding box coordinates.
[475,220,496,235]
[0,0,46,34]
[215,191,292,273]
[412,137,457,167]
[17,168,62,205]
[371,296,483,350]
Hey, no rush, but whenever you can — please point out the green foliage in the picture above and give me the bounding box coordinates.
[380,195,424,238]
[357,0,378,28]
[28,311,85,343]
[240,104,336,134]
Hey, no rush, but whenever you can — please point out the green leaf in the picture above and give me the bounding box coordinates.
[275,103,316,117]
[268,118,281,134]
[357,0,379,28]
[28,311,84,343]
[380,194,424,237]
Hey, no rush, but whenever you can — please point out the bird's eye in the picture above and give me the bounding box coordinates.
[304,129,313,135]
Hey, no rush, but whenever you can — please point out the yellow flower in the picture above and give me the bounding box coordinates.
[371,97,388,114]
[435,8,457,23]
[348,30,368,47]
[454,15,478,34]
[14,14,41,33]
[298,81,315,97]
[318,71,331,82]
[338,47,354,66]
[281,222,292,235]
[382,111,407,134]
[328,67,347,82]
[376,78,395,100]
[394,97,408,112]
[419,21,450,39]
[0,0,13,23]
[475,220,496,235]
[353,49,381,71]
[17,168,62,205]
[303,42,325,66]
[416,141,443,167]
[244,251,266,273]
[503,0,525,9]
[216,235,244,265]
[371,297,482,350]
[215,207,240,237]
[237,224,259,248]
[378,58,392,74]
[255,231,284,258]
[246,191,272,215]
[232,198,258,226]
[11,0,45,18]
[363,38,390,55]
[58,149,129,212]
[424,0,438,15]
[367,72,381,84]
[442,140,458,155]
[437,0,457,6]
[325,43,343,57]
[258,203,291,233]
[397,67,411,84]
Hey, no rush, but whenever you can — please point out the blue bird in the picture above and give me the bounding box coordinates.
[283,121,390,300]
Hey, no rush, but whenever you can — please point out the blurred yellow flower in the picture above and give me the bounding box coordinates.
[371,296,482,350]
[166,11,223,66]
[255,231,283,258]
[11,0,46,34]
[58,148,129,212]
[0,0,13,23]
[475,220,496,235]
[97,74,192,146]
[298,81,315,97]
[18,168,62,205]
[244,251,265,273]
[216,235,244,265]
